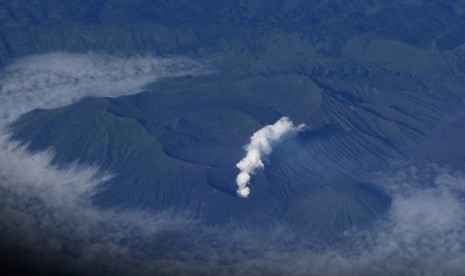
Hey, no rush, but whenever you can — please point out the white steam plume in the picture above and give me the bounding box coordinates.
[235,117,306,198]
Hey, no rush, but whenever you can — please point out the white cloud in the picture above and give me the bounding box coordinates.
[0,52,203,275]
[172,167,465,276]
[281,166,465,275]
[359,167,465,274]
[0,52,205,128]
[0,134,192,275]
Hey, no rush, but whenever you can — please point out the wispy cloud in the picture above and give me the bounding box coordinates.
[0,52,204,128]
[185,166,465,276]
[0,134,194,275]
[0,52,202,275]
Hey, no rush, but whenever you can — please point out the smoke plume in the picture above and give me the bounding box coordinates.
[235,117,306,198]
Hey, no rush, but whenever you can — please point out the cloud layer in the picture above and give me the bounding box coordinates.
[235,117,306,197]
[0,52,203,275]
[0,134,192,276]
[2,146,465,275]
[0,52,204,128]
